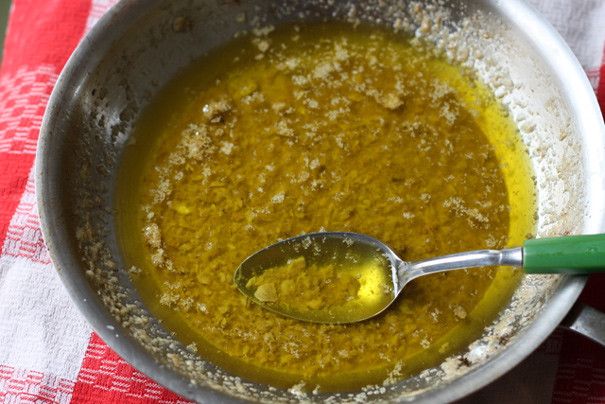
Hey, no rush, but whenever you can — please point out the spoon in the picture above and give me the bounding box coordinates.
[234,232,605,324]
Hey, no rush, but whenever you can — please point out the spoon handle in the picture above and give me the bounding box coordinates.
[407,247,523,278]
[523,234,605,274]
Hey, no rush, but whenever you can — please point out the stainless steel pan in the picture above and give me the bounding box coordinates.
[37,0,605,402]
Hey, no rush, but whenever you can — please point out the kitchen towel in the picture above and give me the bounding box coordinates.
[0,0,603,403]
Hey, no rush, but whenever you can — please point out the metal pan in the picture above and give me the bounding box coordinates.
[37,0,605,402]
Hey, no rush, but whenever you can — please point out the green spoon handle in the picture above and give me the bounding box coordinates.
[523,234,605,274]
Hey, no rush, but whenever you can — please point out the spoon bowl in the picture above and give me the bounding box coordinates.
[234,232,401,323]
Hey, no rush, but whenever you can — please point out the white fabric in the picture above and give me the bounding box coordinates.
[0,258,91,378]
[528,0,605,88]
[0,167,91,379]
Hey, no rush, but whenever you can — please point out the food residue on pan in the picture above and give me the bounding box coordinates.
[117,22,536,391]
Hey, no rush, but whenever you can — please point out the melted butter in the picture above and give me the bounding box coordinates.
[356,260,391,304]
[238,237,394,323]
[117,23,536,391]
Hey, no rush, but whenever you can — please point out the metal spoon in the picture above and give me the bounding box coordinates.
[234,231,605,324]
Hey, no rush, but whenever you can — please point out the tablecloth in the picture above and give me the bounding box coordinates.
[0,0,603,402]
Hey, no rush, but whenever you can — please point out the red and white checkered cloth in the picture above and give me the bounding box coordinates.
[0,1,603,403]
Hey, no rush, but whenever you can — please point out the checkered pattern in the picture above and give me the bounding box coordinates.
[71,334,187,403]
[0,366,75,403]
[0,0,603,403]
[0,66,58,154]
[0,1,190,403]
[2,172,49,264]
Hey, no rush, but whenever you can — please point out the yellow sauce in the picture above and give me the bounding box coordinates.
[238,236,395,323]
[117,23,536,391]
